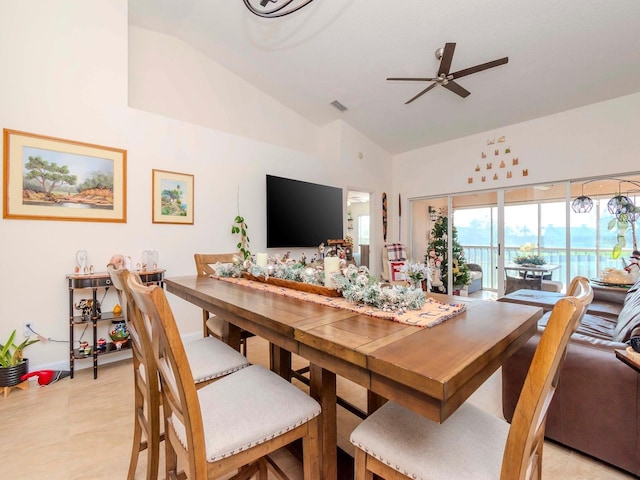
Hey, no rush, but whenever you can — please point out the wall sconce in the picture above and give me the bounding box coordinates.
[428,206,438,222]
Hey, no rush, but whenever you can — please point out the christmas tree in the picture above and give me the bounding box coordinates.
[426,213,471,293]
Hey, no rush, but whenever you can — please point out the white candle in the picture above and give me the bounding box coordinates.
[324,257,341,289]
[256,253,268,268]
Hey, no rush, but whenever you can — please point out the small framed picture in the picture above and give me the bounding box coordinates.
[3,129,126,222]
[152,169,194,225]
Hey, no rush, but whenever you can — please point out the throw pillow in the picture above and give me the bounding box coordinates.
[612,277,640,342]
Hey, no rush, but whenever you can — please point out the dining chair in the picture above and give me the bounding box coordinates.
[108,267,250,480]
[505,273,542,295]
[127,273,322,480]
[350,278,593,480]
[194,253,255,355]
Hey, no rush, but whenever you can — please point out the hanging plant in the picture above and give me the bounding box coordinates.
[231,215,251,260]
[231,185,251,260]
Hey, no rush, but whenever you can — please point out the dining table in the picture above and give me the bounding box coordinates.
[165,274,543,480]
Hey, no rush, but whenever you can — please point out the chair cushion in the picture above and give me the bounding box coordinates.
[613,279,640,342]
[169,365,321,462]
[350,401,508,480]
[205,315,225,337]
[184,336,249,383]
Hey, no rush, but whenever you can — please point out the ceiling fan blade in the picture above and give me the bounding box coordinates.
[443,80,471,98]
[387,77,438,81]
[438,42,456,76]
[405,82,437,104]
[450,57,509,79]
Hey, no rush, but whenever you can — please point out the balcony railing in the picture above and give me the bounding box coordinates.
[462,245,631,291]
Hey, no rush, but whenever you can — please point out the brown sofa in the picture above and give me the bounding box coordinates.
[502,280,640,476]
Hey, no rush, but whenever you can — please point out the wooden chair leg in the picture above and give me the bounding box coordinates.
[354,448,374,480]
[127,405,142,480]
[302,416,321,480]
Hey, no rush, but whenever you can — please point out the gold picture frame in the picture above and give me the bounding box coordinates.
[152,169,194,225]
[3,129,127,222]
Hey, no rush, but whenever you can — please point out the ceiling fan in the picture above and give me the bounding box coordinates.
[387,43,508,104]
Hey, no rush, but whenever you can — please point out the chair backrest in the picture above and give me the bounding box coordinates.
[504,274,542,295]
[194,253,237,277]
[501,279,592,479]
[127,274,206,478]
[107,267,155,380]
[566,275,592,298]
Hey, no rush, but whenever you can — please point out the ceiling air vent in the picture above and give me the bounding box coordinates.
[330,100,348,112]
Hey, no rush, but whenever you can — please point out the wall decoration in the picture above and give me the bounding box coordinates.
[469,136,529,184]
[152,169,194,225]
[3,129,126,222]
[382,192,388,242]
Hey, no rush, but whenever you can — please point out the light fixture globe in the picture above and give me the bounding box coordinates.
[607,194,634,216]
[571,195,593,213]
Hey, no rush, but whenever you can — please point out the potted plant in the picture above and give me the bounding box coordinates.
[0,330,39,387]
[513,242,546,266]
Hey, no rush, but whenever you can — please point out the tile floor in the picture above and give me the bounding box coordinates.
[0,335,635,479]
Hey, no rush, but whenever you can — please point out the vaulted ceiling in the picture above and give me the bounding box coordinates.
[129,0,640,155]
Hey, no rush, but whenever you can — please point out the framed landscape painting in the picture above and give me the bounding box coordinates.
[152,169,194,225]
[3,129,126,222]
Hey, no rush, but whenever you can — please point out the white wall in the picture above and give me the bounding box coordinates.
[393,93,640,246]
[0,1,392,370]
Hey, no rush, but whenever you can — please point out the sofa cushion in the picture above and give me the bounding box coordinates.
[538,311,617,342]
[612,278,640,342]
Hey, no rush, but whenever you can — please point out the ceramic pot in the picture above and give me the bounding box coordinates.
[0,359,29,387]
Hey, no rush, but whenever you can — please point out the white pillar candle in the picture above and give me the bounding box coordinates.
[256,253,268,268]
[324,257,341,289]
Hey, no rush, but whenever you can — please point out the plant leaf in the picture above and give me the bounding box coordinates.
[613,244,622,259]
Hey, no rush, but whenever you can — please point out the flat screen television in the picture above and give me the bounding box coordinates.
[266,175,343,248]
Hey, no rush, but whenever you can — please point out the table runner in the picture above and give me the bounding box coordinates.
[214,276,466,328]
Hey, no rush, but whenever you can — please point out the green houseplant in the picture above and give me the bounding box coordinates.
[0,330,39,387]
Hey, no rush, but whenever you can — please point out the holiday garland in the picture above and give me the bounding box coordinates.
[212,257,427,313]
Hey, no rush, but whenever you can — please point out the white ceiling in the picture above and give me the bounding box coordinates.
[128,0,640,155]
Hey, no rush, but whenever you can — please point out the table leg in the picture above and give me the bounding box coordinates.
[367,390,386,414]
[270,344,292,381]
[221,320,242,352]
[310,363,337,480]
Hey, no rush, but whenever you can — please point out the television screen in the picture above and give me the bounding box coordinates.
[266,175,343,248]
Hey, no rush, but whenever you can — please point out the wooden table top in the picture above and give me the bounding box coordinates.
[166,275,542,423]
[615,348,640,374]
